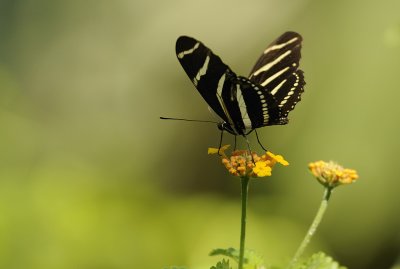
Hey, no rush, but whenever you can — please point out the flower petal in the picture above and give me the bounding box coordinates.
[267,152,289,166]
[208,148,220,154]
[208,144,230,155]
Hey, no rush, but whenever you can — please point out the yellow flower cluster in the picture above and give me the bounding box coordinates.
[208,145,289,178]
[309,160,359,188]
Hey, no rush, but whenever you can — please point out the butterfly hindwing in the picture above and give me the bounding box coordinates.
[272,70,305,117]
[235,77,282,130]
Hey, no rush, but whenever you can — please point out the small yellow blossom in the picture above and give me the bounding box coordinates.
[209,145,288,178]
[309,160,358,188]
[253,161,272,177]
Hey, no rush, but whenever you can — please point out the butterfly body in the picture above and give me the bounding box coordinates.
[175,32,305,137]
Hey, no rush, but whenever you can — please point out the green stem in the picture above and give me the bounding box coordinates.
[238,176,250,269]
[287,187,333,269]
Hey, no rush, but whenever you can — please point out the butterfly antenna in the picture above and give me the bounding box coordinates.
[160,117,218,124]
[255,129,268,152]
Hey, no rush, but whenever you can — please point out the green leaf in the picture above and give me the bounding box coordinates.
[298,252,347,269]
[210,259,231,269]
[163,266,187,269]
[209,248,265,269]
[210,248,239,262]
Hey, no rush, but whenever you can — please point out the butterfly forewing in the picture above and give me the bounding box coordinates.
[248,32,305,119]
[248,32,302,85]
[176,36,234,125]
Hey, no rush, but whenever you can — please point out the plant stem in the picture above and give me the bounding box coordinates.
[287,187,333,269]
[239,176,250,269]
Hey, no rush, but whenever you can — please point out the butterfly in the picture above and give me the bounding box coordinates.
[174,32,305,150]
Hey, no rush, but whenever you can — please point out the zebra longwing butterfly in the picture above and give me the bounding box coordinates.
[175,32,305,138]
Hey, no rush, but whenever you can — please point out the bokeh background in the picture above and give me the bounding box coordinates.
[1,0,400,268]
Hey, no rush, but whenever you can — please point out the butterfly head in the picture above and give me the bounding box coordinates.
[217,122,238,135]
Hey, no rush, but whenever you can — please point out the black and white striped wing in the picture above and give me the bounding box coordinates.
[175,36,235,125]
[234,77,283,130]
[248,32,305,118]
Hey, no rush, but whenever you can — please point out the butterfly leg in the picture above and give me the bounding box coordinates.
[243,135,255,163]
[233,135,237,151]
[255,129,268,152]
[217,129,224,155]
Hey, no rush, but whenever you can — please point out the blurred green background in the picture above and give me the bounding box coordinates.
[1,0,399,268]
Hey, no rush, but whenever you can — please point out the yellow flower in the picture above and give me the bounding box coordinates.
[208,145,288,178]
[308,160,359,188]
